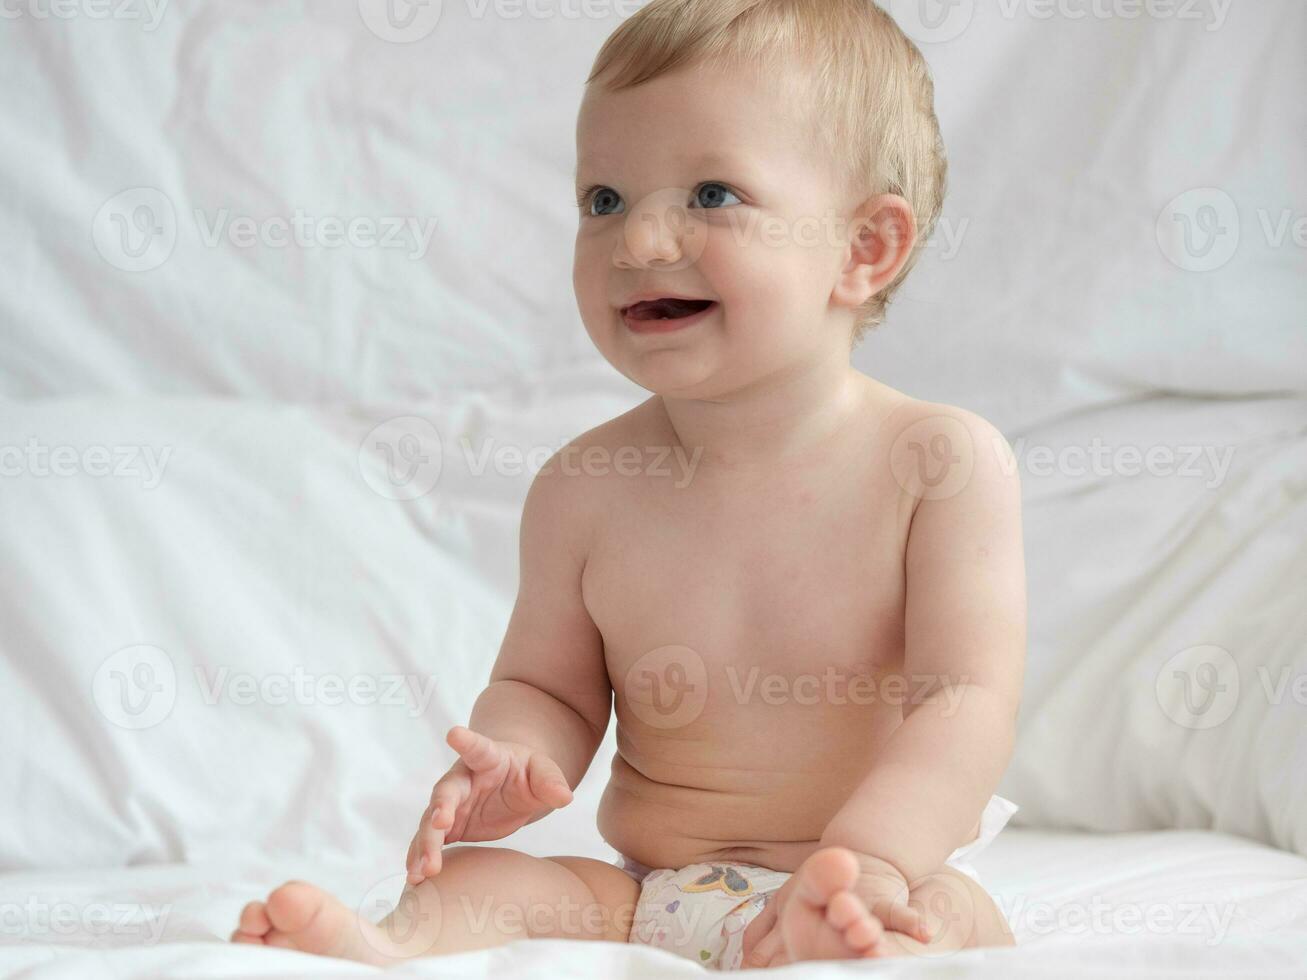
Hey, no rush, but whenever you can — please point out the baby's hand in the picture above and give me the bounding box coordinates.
[405,725,574,884]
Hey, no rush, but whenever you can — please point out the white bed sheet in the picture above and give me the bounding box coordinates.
[2,829,1305,978]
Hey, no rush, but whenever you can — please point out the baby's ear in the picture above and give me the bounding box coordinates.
[831,194,917,310]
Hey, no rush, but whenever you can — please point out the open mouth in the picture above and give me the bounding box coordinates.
[621,297,716,321]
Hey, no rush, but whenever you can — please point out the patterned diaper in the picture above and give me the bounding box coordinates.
[617,794,1018,970]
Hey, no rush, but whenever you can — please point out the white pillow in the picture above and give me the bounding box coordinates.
[1000,394,1307,856]
[0,391,637,871]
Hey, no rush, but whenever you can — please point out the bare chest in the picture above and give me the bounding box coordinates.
[581,455,911,703]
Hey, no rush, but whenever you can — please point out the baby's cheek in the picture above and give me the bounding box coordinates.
[700,232,784,309]
[571,247,609,322]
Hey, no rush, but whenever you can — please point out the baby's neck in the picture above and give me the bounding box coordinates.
[657,353,871,472]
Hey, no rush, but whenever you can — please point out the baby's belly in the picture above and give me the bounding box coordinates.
[597,697,900,872]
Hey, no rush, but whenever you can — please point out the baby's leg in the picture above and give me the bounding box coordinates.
[232,845,639,965]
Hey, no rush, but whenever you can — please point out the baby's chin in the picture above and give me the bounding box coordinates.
[623,352,761,403]
[619,355,716,398]
[585,322,721,397]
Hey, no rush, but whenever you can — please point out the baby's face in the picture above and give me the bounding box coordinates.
[573,59,858,398]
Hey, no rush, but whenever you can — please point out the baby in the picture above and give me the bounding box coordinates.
[231,0,1026,969]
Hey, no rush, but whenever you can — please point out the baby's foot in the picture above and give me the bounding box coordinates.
[780,847,889,961]
[231,881,391,965]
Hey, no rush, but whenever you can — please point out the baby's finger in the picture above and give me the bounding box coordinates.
[741,906,781,968]
[429,768,472,830]
[744,928,783,968]
[407,814,449,884]
[408,803,451,882]
[406,804,435,879]
[408,770,473,882]
[526,753,573,809]
[446,726,502,773]
[405,828,428,884]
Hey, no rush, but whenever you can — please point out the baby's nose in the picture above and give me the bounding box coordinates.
[618,188,707,271]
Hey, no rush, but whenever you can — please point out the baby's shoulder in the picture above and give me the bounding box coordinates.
[864,381,1016,497]
[545,397,663,474]
[875,387,1008,449]
[524,397,662,504]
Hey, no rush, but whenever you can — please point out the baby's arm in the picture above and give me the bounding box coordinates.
[408,452,611,879]
[820,409,1026,884]
[468,451,611,781]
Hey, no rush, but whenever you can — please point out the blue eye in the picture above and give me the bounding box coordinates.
[691,182,741,209]
[587,187,624,216]
[579,182,739,215]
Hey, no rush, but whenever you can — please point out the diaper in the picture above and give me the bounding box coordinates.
[616,794,1017,971]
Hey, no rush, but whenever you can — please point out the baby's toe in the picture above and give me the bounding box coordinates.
[827,891,883,953]
[238,900,271,937]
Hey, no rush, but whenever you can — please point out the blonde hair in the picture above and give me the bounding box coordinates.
[586,0,946,344]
